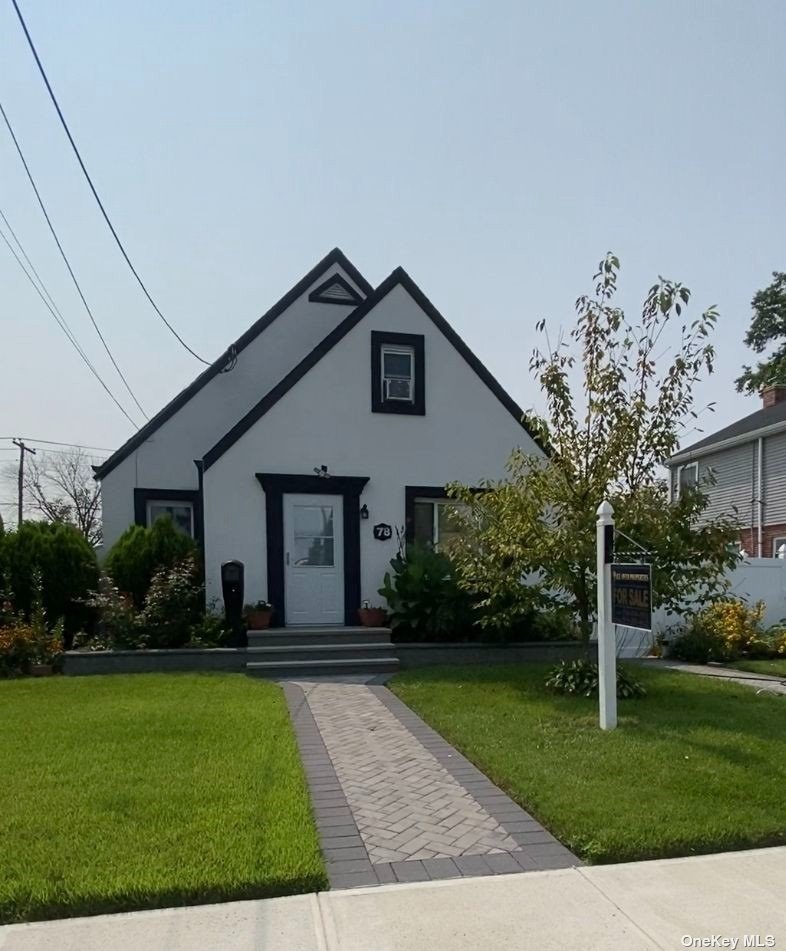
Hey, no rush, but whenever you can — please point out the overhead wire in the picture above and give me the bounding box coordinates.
[0,214,141,428]
[0,436,112,452]
[9,0,211,366]
[0,99,148,418]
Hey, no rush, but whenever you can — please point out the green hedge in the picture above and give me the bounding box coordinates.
[0,522,98,636]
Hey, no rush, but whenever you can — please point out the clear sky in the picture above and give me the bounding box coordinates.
[1,1,784,469]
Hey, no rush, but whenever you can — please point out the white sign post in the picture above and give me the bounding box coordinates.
[596,500,617,731]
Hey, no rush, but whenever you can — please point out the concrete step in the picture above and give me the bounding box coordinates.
[247,643,394,663]
[246,656,400,678]
[248,627,392,648]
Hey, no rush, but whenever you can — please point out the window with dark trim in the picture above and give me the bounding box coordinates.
[371,331,425,415]
[133,488,202,541]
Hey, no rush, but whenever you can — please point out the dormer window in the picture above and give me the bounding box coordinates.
[371,331,425,415]
[382,346,414,402]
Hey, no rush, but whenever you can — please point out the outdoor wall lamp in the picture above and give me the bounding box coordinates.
[360,504,369,520]
[313,465,330,479]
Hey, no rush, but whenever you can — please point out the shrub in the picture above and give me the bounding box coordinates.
[0,618,63,676]
[379,545,477,642]
[105,518,198,607]
[82,577,146,649]
[545,659,646,699]
[671,599,767,663]
[0,521,98,639]
[0,622,36,676]
[187,609,229,647]
[138,557,202,649]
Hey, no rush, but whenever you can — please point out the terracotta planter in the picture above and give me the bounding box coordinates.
[358,607,387,628]
[246,610,273,630]
[30,664,53,677]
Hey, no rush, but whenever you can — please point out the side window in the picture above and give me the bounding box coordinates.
[677,462,698,497]
[413,498,469,551]
[371,331,425,415]
[146,501,195,537]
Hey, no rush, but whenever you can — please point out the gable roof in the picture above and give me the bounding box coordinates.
[669,399,786,464]
[202,266,545,471]
[94,248,372,480]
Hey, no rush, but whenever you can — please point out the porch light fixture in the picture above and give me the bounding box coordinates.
[360,504,369,520]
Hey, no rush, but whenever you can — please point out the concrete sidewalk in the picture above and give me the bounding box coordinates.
[2,847,785,951]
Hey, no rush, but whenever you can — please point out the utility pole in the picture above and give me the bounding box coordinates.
[11,439,36,526]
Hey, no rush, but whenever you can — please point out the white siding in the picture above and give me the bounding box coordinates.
[202,281,541,607]
[99,263,366,548]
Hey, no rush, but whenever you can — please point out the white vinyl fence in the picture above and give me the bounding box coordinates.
[613,557,786,658]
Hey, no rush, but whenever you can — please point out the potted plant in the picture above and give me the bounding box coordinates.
[244,601,274,630]
[358,600,388,627]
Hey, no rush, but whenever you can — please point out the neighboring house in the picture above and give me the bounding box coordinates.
[95,249,543,626]
[668,385,786,557]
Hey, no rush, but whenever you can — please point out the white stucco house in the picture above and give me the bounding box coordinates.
[95,249,544,627]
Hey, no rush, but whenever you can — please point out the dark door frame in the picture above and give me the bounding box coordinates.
[256,473,369,626]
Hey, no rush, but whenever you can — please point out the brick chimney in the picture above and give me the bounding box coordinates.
[762,385,786,408]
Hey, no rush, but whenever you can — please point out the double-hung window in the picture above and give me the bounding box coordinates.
[371,331,425,415]
[382,346,415,403]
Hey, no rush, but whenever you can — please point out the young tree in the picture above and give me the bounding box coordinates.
[735,271,786,394]
[23,448,102,546]
[449,254,740,641]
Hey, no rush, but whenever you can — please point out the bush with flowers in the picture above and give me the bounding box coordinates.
[0,571,64,676]
[671,598,781,663]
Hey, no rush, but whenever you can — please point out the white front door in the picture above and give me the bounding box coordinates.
[283,494,344,626]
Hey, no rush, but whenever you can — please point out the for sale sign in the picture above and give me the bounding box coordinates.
[610,564,652,631]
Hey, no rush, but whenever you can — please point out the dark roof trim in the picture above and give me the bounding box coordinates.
[93,248,372,481]
[202,266,545,470]
[308,273,363,306]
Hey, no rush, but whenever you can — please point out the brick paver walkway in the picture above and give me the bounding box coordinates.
[282,681,580,888]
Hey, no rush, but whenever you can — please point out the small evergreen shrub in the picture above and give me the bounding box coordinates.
[105,518,198,607]
[0,521,98,639]
[545,659,646,699]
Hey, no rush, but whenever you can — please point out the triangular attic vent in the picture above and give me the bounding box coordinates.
[308,273,363,306]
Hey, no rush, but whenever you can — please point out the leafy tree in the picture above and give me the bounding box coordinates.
[735,272,786,394]
[105,517,199,608]
[449,254,740,642]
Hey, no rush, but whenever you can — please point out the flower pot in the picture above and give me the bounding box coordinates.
[358,607,387,628]
[246,610,273,630]
[30,664,53,677]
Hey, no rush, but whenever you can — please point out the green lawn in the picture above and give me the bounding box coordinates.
[0,673,325,924]
[390,663,786,865]
[726,659,786,678]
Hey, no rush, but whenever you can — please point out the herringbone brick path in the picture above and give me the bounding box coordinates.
[303,683,518,862]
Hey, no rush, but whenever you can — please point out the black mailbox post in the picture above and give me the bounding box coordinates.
[221,560,245,646]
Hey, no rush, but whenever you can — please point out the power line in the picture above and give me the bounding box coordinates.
[0,100,148,419]
[0,436,112,452]
[0,216,141,428]
[9,0,211,367]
